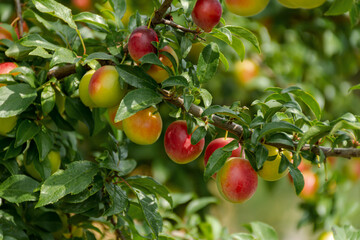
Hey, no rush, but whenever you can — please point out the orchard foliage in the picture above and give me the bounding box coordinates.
[0,0,360,239]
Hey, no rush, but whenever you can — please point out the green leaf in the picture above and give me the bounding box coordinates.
[185,197,218,216]
[296,125,331,153]
[0,84,37,117]
[290,89,321,120]
[85,52,120,65]
[32,212,62,232]
[115,88,163,122]
[116,65,158,89]
[219,50,229,71]
[232,233,256,240]
[36,161,98,207]
[41,85,56,115]
[183,94,194,111]
[325,0,353,16]
[73,12,109,31]
[140,53,164,66]
[257,122,302,141]
[104,183,128,216]
[20,34,60,50]
[99,155,136,176]
[34,130,53,161]
[255,144,268,170]
[202,105,239,119]
[204,148,232,182]
[199,89,213,108]
[180,36,192,58]
[211,28,232,45]
[63,176,102,203]
[350,3,360,27]
[289,167,304,195]
[244,222,278,240]
[15,120,41,147]
[134,189,162,238]
[230,37,245,60]
[197,43,220,83]
[127,176,173,207]
[333,225,360,240]
[65,97,94,135]
[32,0,77,29]
[109,0,126,28]
[29,47,52,58]
[266,133,294,148]
[226,26,260,53]
[0,175,40,203]
[191,126,207,145]
[161,76,189,88]
[50,47,78,68]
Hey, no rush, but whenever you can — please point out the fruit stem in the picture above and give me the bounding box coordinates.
[148,10,156,29]
[76,29,87,55]
[224,130,228,140]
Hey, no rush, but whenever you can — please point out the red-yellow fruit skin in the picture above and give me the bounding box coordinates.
[234,59,259,85]
[0,62,18,75]
[204,137,242,179]
[164,120,205,164]
[79,70,97,108]
[299,170,319,200]
[257,145,288,181]
[191,0,222,32]
[108,106,123,130]
[147,45,179,83]
[344,157,360,182]
[123,106,162,145]
[128,26,159,62]
[216,157,258,203]
[88,66,126,108]
[225,0,270,17]
[72,0,92,11]
[14,21,29,38]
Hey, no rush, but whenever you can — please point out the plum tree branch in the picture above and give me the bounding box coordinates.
[14,0,24,37]
[151,0,174,26]
[160,18,201,34]
[160,89,360,159]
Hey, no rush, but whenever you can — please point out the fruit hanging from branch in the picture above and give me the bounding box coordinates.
[191,0,222,32]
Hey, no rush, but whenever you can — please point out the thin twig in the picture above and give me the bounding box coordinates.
[160,19,200,34]
[110,217,127,240]
[14,0,24,38]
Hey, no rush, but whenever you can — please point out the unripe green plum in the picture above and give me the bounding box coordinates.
[204,137,242,179]
[0,116,18,136]
[88,66,126,108]
[278,0,326,9]
[128,26,159,62]
[317,231,334,240]
[146,45,179,83]
[164,120,205,164]
[25,151,61,181]
[191,0,222,32]
[225,0,269,17]
[123,106,162,145]
[216,157,258,203]
[108,105,123,130]
[257,145,289,181]
[186,42,204,64]
[79,70,97,107]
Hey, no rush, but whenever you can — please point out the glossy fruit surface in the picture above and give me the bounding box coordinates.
[108,106,123,130]
[257,145,288,181]
[164,120,205,164]
[204,137,242,178]
[128,26,159,62]
[217,157,258,203]
[123,106,162,145]
[191,0,222,32]
[234,59,259,85]
[25,151,61,181]
[225,0,270,16]
[278,0,326,9]
[0,62,18,75]
[146,45,179,83]
[72,0,92,10]
[299,170,319,200]
[186,42,204,64]
[89,66,126,108]
[0,116,18,136]
[79,70,97,107]
[318,231,334,240]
